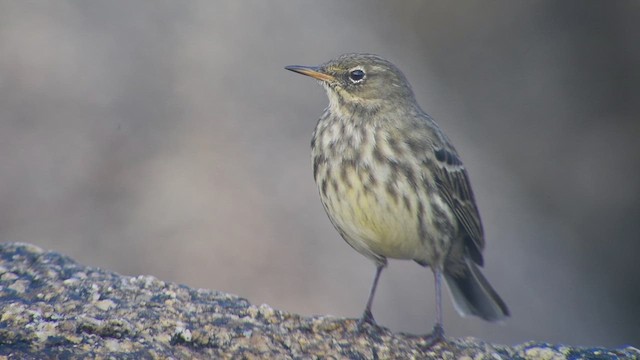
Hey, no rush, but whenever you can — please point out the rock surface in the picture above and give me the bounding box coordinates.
[0,242,637,359]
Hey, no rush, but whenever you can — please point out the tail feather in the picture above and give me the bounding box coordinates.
[444,257,509,322]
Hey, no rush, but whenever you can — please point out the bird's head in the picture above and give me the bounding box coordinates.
[286,53,417,114]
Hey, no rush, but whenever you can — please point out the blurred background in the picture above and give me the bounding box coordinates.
[1,1,638,347]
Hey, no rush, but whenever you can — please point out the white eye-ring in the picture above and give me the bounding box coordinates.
[348,67,366,83]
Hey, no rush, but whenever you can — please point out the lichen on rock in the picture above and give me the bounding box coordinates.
[0,243,637,359]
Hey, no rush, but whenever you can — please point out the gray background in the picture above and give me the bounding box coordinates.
[1,1,638,347]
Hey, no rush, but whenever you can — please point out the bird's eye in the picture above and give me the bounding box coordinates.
[349,69,366,83]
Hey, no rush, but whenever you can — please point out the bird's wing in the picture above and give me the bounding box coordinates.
[431,143,486,266]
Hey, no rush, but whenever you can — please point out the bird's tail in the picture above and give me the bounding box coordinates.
[444,257,510,322]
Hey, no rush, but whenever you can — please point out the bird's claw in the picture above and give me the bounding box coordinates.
[423,324,445,347]
[356,309,377,332]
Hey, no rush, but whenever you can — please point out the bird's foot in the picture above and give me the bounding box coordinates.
[423,324,445,347]
[355,309,378,333]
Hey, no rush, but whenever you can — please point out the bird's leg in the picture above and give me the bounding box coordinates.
[424,268,445,346]
[357,263,385,330]
[434,268,443,333]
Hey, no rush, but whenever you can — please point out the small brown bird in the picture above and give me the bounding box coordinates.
[285,54,509,341]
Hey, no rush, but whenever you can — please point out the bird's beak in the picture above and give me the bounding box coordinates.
[285,65,335,82]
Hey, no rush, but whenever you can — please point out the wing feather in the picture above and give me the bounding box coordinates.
[432,146,485,265]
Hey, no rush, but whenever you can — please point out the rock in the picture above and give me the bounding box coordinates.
[0,242,637,359]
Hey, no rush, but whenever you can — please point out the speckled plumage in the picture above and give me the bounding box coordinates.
[286,54,509,338]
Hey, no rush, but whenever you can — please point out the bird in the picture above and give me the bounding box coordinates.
[285,53,509,341]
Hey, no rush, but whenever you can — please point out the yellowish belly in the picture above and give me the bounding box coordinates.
[321,168,426,261]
